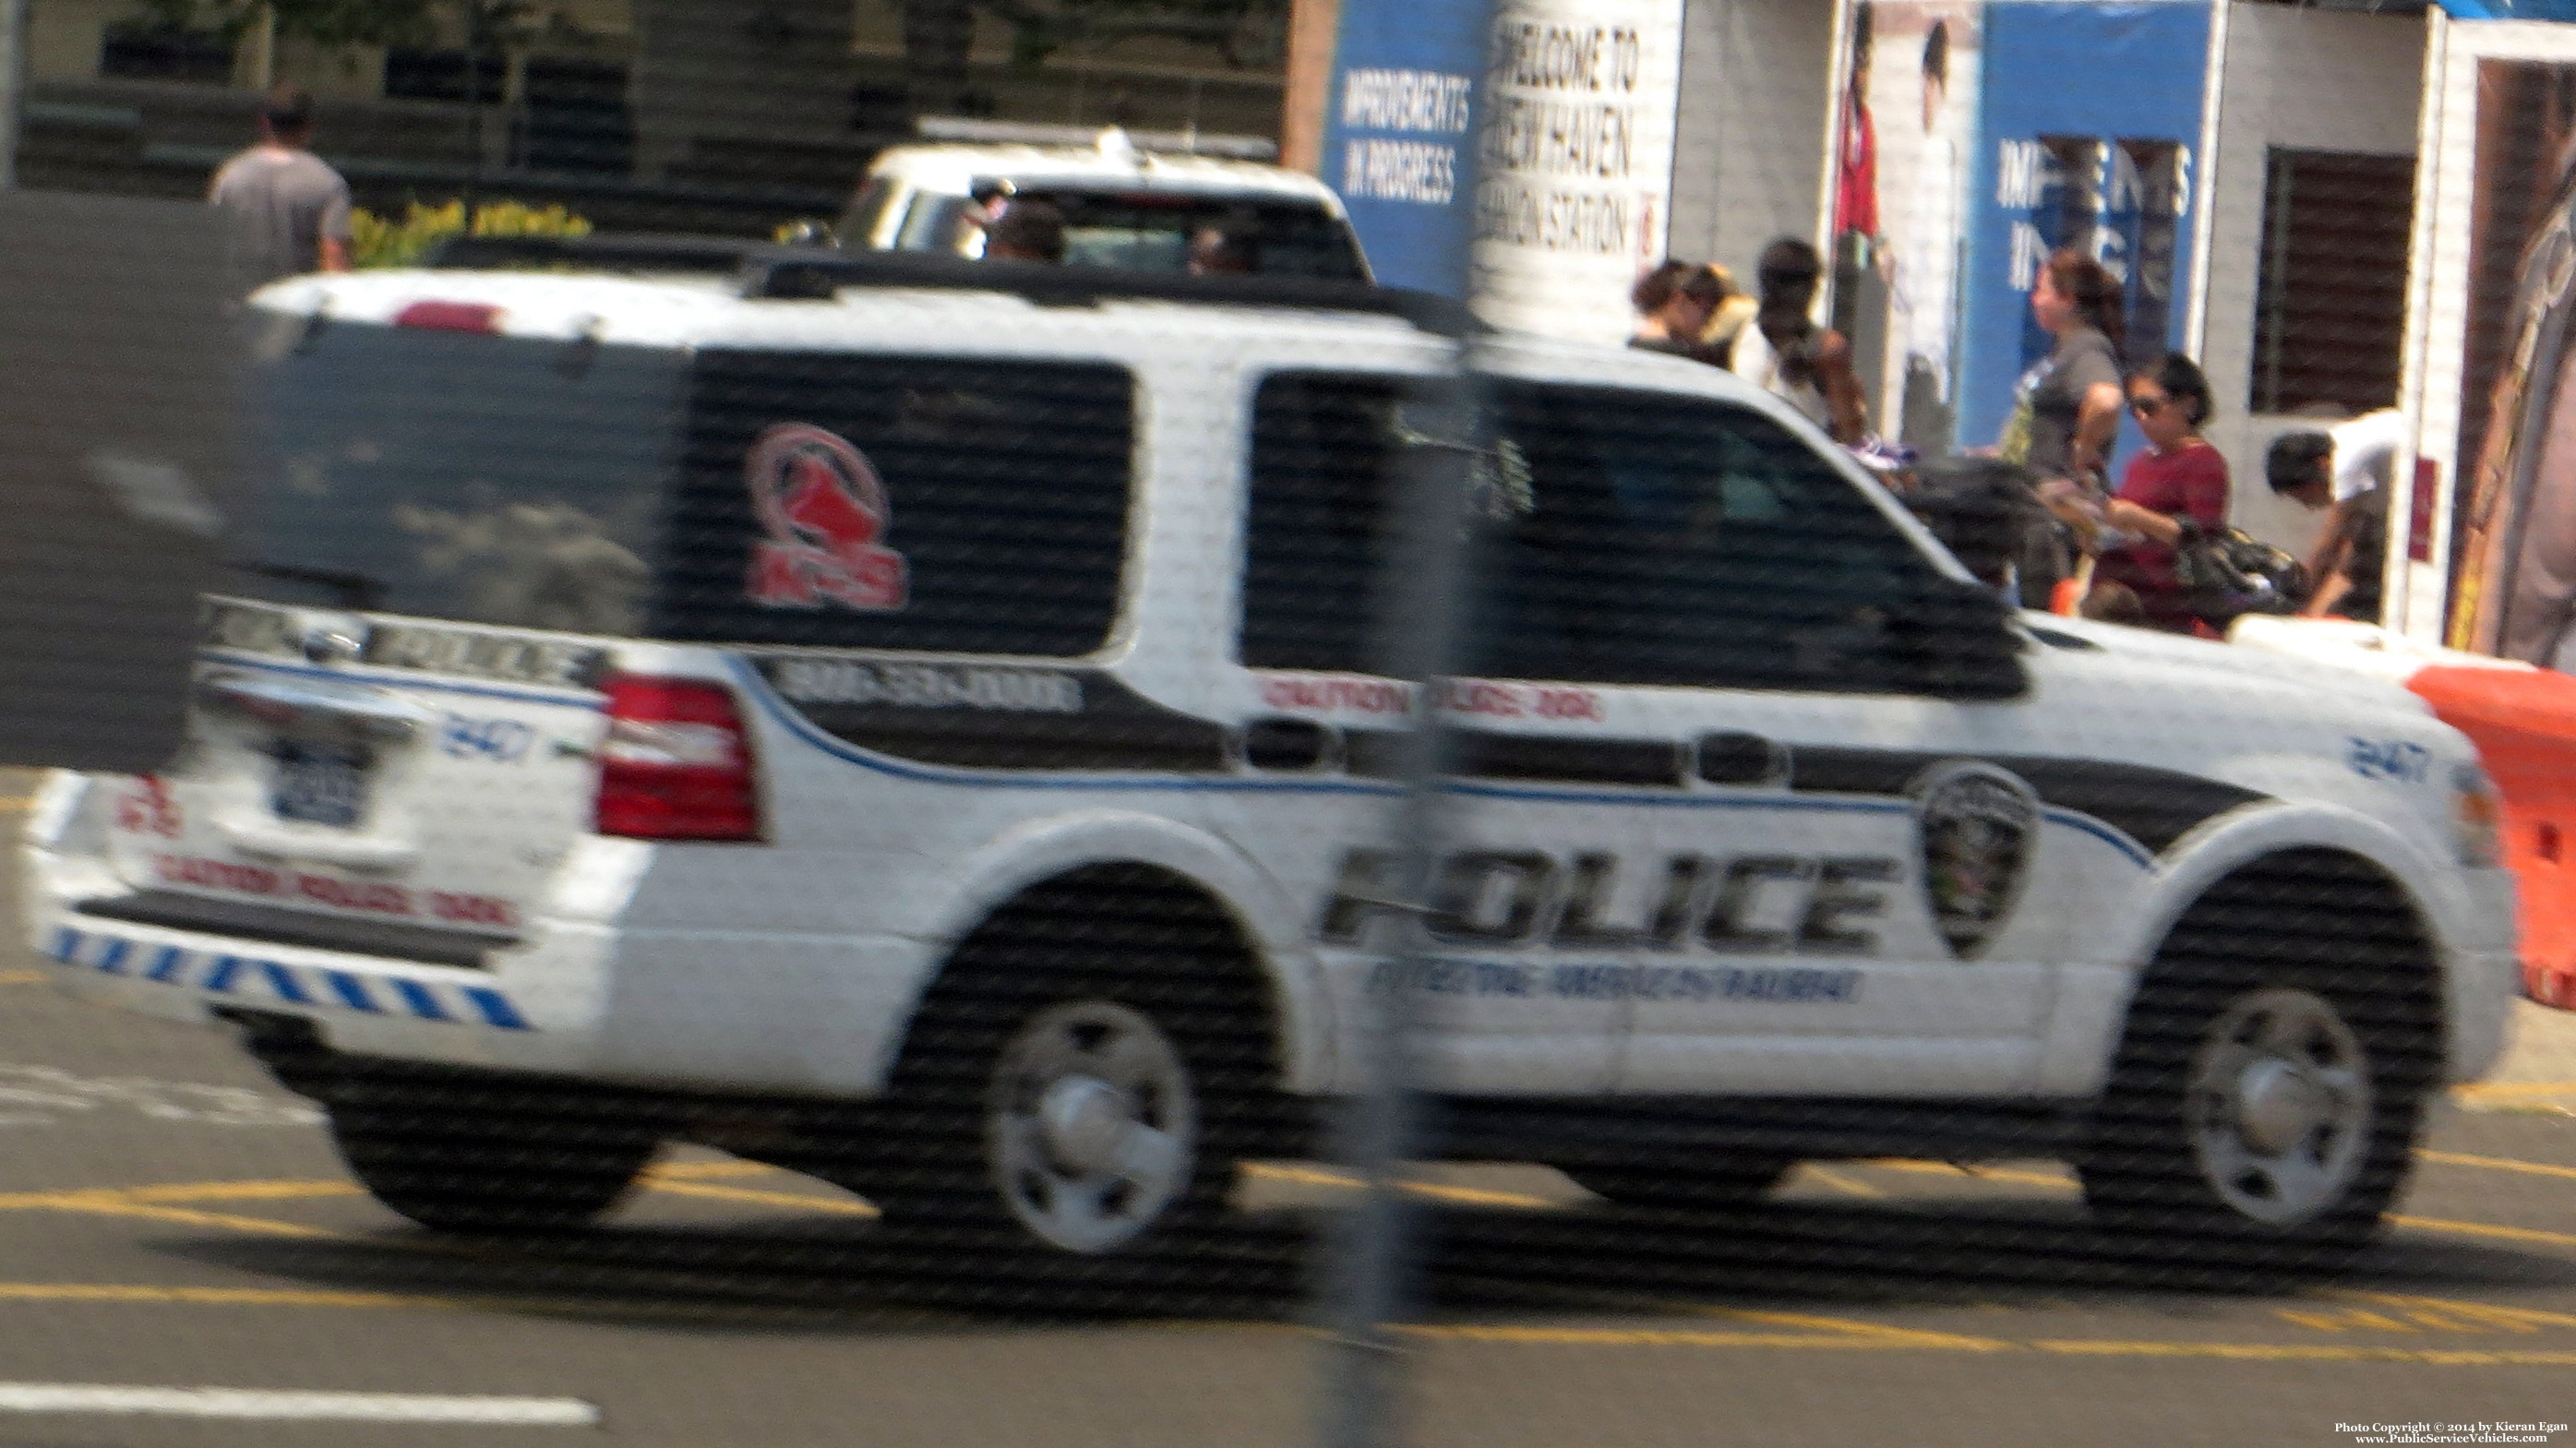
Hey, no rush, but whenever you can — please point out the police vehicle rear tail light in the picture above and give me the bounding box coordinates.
[592,675,762,842]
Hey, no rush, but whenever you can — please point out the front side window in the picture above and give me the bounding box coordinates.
[1243,373,1990,695]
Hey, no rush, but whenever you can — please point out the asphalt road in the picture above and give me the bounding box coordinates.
[4,769,2576,1448]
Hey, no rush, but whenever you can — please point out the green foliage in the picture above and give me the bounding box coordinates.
[135,0,537,54]
[350,199,593,269]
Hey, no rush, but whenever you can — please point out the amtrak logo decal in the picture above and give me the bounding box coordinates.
[1910,760,2039,959]
[744,424,910,611]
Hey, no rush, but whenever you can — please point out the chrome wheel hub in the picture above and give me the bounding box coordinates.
[2187,987,2373,1226]
[987,999,1196,1253]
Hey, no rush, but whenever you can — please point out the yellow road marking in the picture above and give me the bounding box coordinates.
[2393,1214,2576,1251]
[1794,1166,1886,1199]
[1396,1323,1947,1351]
[1854,1159,2076,1190]
[2418,1149,2576,1183]
[1240,1162,1561,1211]
[0,1189,333,1239]
[121,1179,361,1204]
[0,798,32,811]
[642,1179,877,1215]
[0,970,49,986]
[2451,1080,2576,1100]
[641,1161,776,1182]
[2338,1291,2576,1333]
[2032,1339,2576,1366]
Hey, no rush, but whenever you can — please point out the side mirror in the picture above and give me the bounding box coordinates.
[1883,573,2028,701]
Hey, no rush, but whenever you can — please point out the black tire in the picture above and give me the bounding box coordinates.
[319,1065,662,1234]
[1559,1155,1797,1209]
[2078,851,2441,1271]
[850,865,1279,1263]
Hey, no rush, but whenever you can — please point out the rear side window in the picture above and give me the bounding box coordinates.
[1241,373,1406,671]
[654,352,1136,657]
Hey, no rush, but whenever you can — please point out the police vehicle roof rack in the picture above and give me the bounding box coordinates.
[426,233,1479,336]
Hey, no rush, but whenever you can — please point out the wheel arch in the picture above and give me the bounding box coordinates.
[2043,805,2452,1099]
[878,808,1330,1094]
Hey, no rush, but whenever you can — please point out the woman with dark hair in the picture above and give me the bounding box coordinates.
[2010,248,2127,487]
[2084,353,2232,633]
[1731,237,1867,442]
[1627,260,1731,365]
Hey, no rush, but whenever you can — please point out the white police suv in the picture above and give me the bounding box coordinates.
[22,242,2518,1268]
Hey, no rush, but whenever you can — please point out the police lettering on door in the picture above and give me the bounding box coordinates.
[1320,848,1902,954]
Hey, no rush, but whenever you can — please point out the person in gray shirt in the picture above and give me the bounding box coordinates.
[209,84,353,290]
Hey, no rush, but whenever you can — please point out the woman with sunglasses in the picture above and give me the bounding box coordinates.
[2088,353,2231,633]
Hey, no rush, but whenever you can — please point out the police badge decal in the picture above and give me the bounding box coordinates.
[1908,760,2040,959]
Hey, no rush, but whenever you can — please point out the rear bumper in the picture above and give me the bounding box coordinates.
[34,911,611,1077]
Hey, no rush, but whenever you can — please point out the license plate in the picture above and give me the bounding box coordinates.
[270,743,370,828]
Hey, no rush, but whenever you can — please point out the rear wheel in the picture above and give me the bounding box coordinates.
[2079,852,2440,1268]
[852,866,1278,1263]
[319,1067,661,1234]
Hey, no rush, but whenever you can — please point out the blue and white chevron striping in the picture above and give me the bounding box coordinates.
[45,926,533,1031]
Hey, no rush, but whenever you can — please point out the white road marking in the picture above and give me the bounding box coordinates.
[0,1383,598,1424]
[0,1066,320,1129]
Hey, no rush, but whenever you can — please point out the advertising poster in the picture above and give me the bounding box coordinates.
[1840,2,1987,452]
[1317,0,1490,295]
[1843,0,2214,462]
[2418,25,2576,662]
[1468,0,1687,344]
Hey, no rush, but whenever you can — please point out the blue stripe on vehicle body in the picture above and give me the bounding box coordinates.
[726,657,2161,870]
[392,978,451,1022]
[326,972,381,1012]
[260,962,311,1005]
[52,923,532,1031]
[462,987,532,1031]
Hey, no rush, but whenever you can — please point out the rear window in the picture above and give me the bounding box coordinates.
[238,324,1138,658]
[237,321,686,637]
[874,186,1369,281]
[1024,192,1367,281]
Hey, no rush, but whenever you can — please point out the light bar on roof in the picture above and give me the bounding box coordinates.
[912,116,1280,162]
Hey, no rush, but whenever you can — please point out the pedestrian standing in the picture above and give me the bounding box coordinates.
[2082,353,2232,634]
[2005,249,2126,488]
[2269,427,2389,625]
[1627,260,1730,365]
[209,84,353,291]
[1731,238,1867,444]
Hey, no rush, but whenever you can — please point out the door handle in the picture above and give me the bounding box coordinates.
[1240,717,1336,772]
[197,670,433,745]
[1695,731,1789,786]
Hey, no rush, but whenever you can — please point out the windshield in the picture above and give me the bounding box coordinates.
[234,319,686,635]
[875,186,1369,281]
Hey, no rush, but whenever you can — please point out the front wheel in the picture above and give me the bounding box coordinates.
[2079,857,2439,1266]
